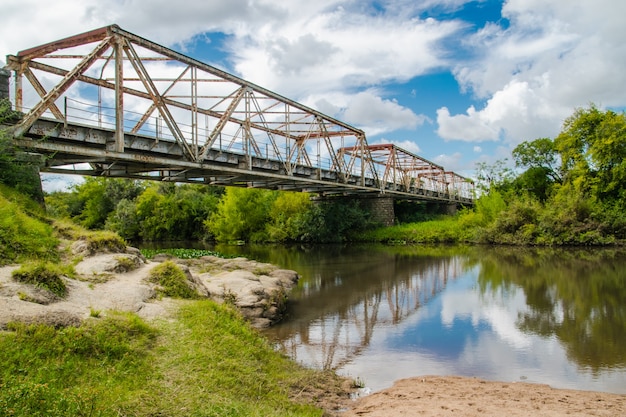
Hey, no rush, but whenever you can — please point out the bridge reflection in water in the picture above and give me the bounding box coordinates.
[247,246,470,371]
[215,244,626,394]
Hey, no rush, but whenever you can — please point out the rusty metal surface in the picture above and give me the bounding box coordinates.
[3,24,474,203]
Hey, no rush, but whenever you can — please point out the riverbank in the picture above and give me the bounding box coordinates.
[0,247,353,416]
[343,375,626,416]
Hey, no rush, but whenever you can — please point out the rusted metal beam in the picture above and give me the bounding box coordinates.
[16,26,111,61]
[11,36,113,138]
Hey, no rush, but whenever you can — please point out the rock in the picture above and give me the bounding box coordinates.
[4,311,82,329]
[196,258,300,327]
[75,253,144,277]
[177,263,210,298]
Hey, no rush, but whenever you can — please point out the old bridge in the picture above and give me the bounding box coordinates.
[1,25,473,224]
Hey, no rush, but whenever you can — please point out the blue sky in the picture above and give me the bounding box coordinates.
[2,0,625,190]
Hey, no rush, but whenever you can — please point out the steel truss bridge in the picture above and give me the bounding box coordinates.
[3,25,473,204]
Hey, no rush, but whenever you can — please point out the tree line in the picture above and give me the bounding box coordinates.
[45,180,375,243]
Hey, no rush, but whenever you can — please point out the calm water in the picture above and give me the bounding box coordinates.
[212,243,626,394]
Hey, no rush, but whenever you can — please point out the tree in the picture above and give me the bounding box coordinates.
[474,159,515,193]
[266,191,311,242]
[512,138,562,183]
[555,105,626,202]
[205,188,277,242]
[70,178,144,229]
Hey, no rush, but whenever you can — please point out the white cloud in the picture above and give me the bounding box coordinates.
[223,4,463,98]
[341,91,429,136]
[432,152,463,171]
[437,79,560,145]
[438,0,626,145]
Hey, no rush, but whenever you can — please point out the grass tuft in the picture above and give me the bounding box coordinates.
[147,260,199,299]
[11,261,67,297]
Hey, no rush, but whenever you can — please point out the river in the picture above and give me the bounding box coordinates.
[205,243,626,394]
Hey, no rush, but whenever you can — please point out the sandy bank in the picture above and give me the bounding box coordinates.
[340,375,626,416]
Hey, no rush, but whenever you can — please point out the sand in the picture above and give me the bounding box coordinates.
[340,375,626,417]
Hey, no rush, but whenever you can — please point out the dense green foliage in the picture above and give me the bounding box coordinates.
[47,180,224,241]
[0,302,343,416]
[47,177,374,243]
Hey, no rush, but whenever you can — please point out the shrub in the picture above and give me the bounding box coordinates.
[147,261,198,299]
[12,262,67,297]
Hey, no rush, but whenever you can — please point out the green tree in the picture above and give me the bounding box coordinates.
[555,105,626,202]
[70,178,144,229]
[134,185,167,240]
[512,138,562,183]
[206,187,277,242]
[266,191,312,242]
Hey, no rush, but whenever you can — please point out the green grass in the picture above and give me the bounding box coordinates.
[11,261,68,297]
[0,312,158,417]
[0,186,59,266]
[0,301,342,416]
[147,260,199,299]
[140,247,228,259]
[360,214,479,244]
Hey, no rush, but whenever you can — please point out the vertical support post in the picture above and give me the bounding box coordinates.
[191,66,198,158]
[360,134,366,186]
[14,68,23,112]
[244,90,251,169]
[113,37,124,153]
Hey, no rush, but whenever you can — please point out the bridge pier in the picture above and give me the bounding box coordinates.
[0,68,10,102]
[360,194,395,227]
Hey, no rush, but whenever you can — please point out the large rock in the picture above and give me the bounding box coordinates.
[74,253,144,278]
[197,258,299,328]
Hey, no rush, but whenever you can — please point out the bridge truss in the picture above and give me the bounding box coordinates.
[4,25,473,203]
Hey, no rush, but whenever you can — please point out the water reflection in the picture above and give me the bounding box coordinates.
[216,244,626,393]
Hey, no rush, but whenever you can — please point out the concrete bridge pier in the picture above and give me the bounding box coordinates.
[0,67,10,102]
[361,194,396,227]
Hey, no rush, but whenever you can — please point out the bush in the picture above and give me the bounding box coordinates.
[147,261,198,299]
[12,262,67,297]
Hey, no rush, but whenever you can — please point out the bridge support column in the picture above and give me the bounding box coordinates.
[0,68,10,102]
[361,194,395,227]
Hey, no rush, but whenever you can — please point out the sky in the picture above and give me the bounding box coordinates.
[1,0,625,190]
